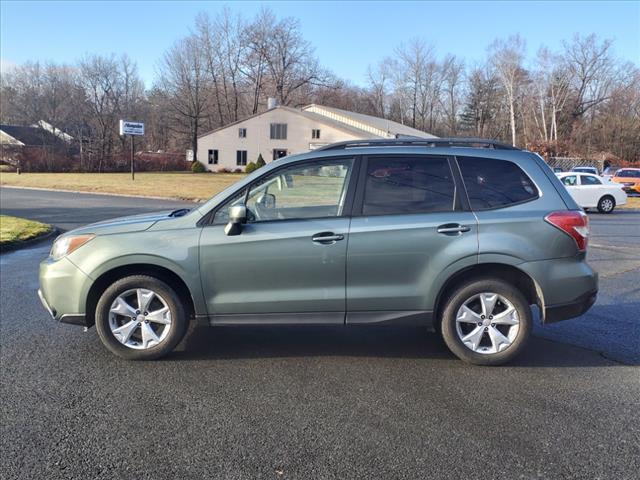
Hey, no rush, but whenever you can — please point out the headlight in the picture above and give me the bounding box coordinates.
[50,234,95,260]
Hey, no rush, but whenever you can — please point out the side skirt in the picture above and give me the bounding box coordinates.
[207,311,433,327]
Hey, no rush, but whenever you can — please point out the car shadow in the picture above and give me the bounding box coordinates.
[169,324,621,368]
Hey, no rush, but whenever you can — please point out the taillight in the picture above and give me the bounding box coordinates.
[545,210,589,251]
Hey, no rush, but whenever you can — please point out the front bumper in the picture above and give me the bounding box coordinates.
[544,289,598,323]
[38,289,86,326]
[39,256,91,327]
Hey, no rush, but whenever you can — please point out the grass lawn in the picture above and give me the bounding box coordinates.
[0,172,245,201]
[0,215,52,245]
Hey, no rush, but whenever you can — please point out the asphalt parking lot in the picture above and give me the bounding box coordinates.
[1,187,639,479]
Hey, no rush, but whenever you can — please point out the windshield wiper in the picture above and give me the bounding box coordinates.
[168,208,191,217]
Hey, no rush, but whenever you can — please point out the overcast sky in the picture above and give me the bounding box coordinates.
[1,0,639,88]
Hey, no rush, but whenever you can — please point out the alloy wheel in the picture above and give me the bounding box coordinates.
[455,292,520,355]
[108,288,172,349]
[601,198,614,212]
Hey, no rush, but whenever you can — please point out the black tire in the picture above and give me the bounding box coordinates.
[95,275,188,360]
[440,277,532,366]
[597,195,615,213]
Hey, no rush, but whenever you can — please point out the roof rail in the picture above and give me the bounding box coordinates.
[315,137,520,151]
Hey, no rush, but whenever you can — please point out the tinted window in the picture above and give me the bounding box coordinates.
[562,175,578,186]
[617,170,640,178]
[458,157,538,209]
[581,175,601,185]
[362,157,455,215]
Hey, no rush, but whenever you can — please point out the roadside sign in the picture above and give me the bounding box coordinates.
[119,120,144,136]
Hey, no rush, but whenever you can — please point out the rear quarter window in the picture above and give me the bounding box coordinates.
[457,157,538,210]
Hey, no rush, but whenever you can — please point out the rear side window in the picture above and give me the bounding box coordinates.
[362,156,455,215]
[581,175,601,185]
[458,157,538,210]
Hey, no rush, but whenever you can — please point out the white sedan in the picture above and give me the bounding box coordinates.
[557,172,627,213]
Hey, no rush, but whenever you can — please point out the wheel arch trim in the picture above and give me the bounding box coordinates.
[83,256,205,328]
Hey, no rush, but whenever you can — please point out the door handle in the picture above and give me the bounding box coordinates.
[312,232,345,243]
[437,224,471,234]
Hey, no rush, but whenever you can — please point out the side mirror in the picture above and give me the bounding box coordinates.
[225,205,247,236]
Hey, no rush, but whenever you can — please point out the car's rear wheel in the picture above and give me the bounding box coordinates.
[95,275,187,360]
[440,278,532,365]
[597,195,615,213]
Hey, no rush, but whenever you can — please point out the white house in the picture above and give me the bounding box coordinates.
[196,102,435,171]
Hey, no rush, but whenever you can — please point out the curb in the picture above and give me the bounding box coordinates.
[0,185,205,203]
[0,228,59,254]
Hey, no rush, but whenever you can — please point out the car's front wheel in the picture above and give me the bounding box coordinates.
[597,195,615,213]
[95,275,188,360]
[440,278,532,365]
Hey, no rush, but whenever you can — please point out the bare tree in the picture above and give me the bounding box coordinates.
[564,34,614,118]
[440,54,465,135]
[157,35,209,161]
[488,35,527,146]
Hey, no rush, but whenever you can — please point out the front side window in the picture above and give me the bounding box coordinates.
[212,190,247,225]
[458,157,538,209]
[270,123,287,140]
[244,159,353,222]
[236,150,247,166]
[562,175,578,186]
[581,175,601,185]
[362,156,455,215]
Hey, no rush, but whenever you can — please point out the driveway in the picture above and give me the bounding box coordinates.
[1,187,639,479]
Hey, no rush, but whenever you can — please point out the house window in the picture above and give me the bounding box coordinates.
[239,128,247,138]
[236,150,248,166]
[312,129,321,139]
[208,149,218,164]
[270,123,287,140]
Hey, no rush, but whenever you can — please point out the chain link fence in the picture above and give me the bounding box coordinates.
[547,157,605,172]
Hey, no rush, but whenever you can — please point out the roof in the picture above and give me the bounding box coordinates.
[198,104,435,139]
[303,104,436,139]
[33,120,74,143]
[0,124,66,147]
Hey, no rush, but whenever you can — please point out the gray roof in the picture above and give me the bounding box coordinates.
[302,104,436,138]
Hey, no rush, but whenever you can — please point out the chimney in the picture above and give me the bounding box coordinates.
[267,97,278,110]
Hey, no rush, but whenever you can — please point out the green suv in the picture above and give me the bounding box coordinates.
[38,138,598,365]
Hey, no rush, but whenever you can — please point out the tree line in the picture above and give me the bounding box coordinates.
[1,7,638,171]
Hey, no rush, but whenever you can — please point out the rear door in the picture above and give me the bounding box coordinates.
[345,155,478,322]
[578,174,605,207]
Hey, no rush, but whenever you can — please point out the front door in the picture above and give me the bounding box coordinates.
[346,155,478,321]
[273,149,288,160]
[199,157,355,323]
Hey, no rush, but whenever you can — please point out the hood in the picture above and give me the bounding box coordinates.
[67,210,188,236]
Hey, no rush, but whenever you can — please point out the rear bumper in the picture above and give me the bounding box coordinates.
[544,289,598,323]
[519,255,598,324]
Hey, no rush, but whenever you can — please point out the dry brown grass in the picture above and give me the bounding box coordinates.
[620,196,640,209]
[0,172,245,201]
